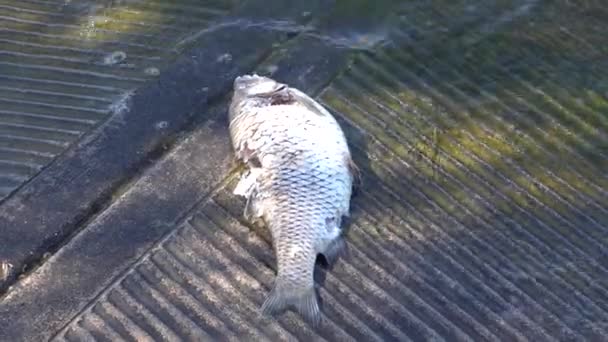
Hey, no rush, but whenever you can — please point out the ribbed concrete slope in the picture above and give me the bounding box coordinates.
[0,0,235,199]
[52,1,607,341]
[0,0,603,341]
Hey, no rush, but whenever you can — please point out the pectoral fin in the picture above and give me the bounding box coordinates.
[233,169,259,197]
[320,237,347,265]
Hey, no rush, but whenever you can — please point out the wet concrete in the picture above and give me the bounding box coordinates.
[1,0,607,341]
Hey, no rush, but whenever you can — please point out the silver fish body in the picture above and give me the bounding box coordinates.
[228,74,355,324]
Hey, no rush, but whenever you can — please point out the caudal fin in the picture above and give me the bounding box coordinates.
[261,280,321,326]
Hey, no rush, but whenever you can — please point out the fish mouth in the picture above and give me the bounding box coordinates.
[235,73,262,82]
[234,73,265,89]
[234,74,262,82]
[234,74,288,97]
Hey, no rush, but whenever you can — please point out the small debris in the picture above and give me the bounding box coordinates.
[109,90,134,116]
[144,67,160,76]
[217,53,232,63]
[155,121,168,129]
[103,51,127,65]
[1,261,13,282]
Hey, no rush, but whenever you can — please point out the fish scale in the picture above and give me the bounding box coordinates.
[228,74,355,325]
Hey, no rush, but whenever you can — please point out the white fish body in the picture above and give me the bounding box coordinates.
[228,74,355,324]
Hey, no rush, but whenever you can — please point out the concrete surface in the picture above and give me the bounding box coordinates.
[0,0,607,341]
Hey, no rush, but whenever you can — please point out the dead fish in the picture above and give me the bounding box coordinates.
[228,74,357,325]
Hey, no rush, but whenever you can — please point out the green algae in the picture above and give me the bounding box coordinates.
[317,0,608,246]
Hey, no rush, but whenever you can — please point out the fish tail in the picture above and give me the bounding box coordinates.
[261,279,321,326]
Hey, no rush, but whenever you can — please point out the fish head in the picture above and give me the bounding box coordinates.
[233,74,287,99]
[229,74,291,122]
